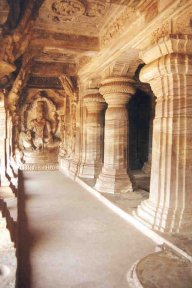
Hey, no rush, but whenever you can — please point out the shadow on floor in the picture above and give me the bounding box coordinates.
[16,171,46,288]
[16,170,32,288]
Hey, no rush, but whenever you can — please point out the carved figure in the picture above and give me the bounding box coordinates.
[29,101,52,150]
[29,101,60,150]
[19,130,33,150]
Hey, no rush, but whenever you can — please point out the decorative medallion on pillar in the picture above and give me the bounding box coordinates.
[78,92,106,178]
[95,76,136,194]
[135,34,192,233]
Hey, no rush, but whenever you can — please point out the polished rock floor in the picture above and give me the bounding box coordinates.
[17,171,156,288]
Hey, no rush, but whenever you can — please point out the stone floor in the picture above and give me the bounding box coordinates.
[17,171,156,288]
[81,170,150,216]
[133,249,192,288]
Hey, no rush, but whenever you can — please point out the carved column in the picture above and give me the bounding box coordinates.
[95,77,135,194]
[136,34,192,233]
[79,92,106,178]
[0,91,9,186]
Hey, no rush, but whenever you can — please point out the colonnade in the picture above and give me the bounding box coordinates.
[1,34,191,234]
[64,34,192,234]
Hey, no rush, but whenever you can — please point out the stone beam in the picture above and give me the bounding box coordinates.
[31,30,100,54]
[30,61,77,77]
[78,0,191,80]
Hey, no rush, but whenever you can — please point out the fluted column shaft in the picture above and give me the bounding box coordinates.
[136,35,192,233]
[95,77,135,194]
[79,93,106,178]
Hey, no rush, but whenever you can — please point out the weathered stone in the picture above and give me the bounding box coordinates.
[136,35,192,233]
[78,91,106,178]
[95,76,136,194]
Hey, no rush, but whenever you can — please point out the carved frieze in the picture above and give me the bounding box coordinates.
[27,76,63,89]
[49,0,109,22]
[37,0,111,36]
[86,0,107,17]
[51,0,86,22]
[152,11,192,44]
[152,20,171,43]
[173,11,192,34]
[101,6,137,48]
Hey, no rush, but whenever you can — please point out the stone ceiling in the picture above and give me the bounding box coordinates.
[35,0,113,37]
[28,0,130,82]
[1,0,191,91]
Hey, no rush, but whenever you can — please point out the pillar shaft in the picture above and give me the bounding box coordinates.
[79,94,106,178]
[136,35,192,233]
[95,77,135,194]
[0,95,9,186]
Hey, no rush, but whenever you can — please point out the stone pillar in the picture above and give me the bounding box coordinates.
[79,92,106,178]
[95,77,135,194]
[142,94,155,175]
[136,35,192,233]
[0,91,9,186]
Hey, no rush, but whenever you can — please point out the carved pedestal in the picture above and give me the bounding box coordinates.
[19,147,59,171]
[95,77,135,194]
[79,93,106,178]
[136,35,192,233]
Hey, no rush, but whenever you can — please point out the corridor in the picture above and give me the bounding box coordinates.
[17,171,156,288]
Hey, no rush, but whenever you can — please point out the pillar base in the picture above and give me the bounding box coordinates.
[78,161,102,179]
[59,157,72,177]
[69,159,79,178]
[59,157,71,171]
[135,199,192,233]
[95,167,133,194]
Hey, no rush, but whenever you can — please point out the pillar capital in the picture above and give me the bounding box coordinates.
[140,35,192,86]
[140,53,192,86]
[84,93,106,112]
[99,76,135,105]
[140,34,192,65]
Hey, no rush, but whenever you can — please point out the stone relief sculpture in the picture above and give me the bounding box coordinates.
[15,93,61,169]
[29,101,60,150]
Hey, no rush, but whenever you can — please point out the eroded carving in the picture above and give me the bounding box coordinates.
[14,92,62,167]
[101,7,137,48]
[51,0,86,22]
[87,1,107,17]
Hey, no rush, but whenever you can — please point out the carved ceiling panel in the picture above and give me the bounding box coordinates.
[36,49,77,63]
[36,0,113,36]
